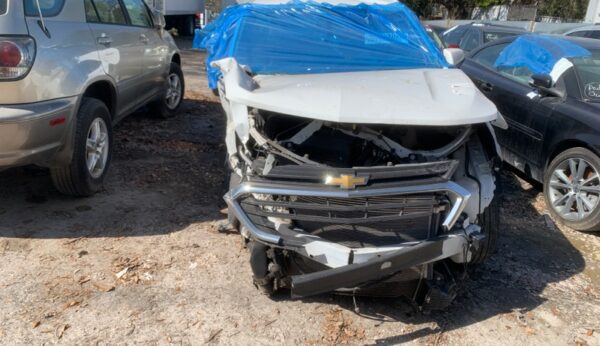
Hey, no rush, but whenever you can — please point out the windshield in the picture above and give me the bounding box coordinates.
[573,50,600,103]
[0,1,6,15]
[200,2,449,89]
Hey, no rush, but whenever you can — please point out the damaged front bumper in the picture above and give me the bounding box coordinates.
[225,176,484,298]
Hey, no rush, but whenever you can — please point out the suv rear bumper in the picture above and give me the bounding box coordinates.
[0,97,78,168]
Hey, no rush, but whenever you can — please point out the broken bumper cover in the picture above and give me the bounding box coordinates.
[290,232,472,297]
[225,180,480,297]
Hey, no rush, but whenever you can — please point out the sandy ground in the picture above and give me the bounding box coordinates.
[1,39,599,346]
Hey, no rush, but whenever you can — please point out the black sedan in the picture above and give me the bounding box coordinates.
[460,35,600,231]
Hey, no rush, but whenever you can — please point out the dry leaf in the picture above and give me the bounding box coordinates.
[92,282,115,292]
[65,301,80,309]
[32,321,41,328]
[56,324,70,339]
[206,328,223,343]
[587,329,594,337]
[524,327,536,336]
[115,267,129,279]
[77,275,91,285]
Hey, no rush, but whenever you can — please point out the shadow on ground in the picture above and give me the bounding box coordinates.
[0,98,228,239]
[290,170,586,344]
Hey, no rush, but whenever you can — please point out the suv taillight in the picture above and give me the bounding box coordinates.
[0,37,35,80]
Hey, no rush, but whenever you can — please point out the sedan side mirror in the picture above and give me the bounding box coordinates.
[152,9,166,29]
[529,74,564,98]
[530,74,553,89]
[443,48,465,66]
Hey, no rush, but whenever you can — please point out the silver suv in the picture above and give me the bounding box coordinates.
[0,0,183,196]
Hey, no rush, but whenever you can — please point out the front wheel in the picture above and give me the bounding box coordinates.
[544,147,600,232]
[51,97,113,197]
[470,197,500,265]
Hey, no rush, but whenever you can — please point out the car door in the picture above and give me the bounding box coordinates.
[85,0,145,120]
[121,0,168,100]
[461,43,554,171]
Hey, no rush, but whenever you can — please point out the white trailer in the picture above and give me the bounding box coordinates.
[586,0,600,23]
[146,0,206,36]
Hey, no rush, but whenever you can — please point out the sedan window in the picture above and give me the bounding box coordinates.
[472,43,509,69]
[483,31,522,43]
[572,50,600,102]
[460,29,480,52]
[567,30,592,38]
[89,0,127,25]
[24,0,65,17]
[122,0,153,27]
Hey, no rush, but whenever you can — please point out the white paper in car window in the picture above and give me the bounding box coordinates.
[584,82,600,99]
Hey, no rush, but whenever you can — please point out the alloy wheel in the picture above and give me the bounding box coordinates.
[548,157,600,221]
[85,118,109,179]
[165,73,182,110]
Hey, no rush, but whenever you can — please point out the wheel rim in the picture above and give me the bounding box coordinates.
[165,73,182,110]
[548,157,600,222]
[86,118,109,179]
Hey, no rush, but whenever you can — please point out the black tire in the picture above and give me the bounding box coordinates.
[51,98,113,197]
[544,147,600,232]
[470,197,500,265]
[153,62,184,118]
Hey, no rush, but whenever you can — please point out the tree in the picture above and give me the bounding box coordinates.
[538,0,589,20]
[402,0,434,18]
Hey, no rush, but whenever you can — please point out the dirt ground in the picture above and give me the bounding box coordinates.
[1,40,599,346]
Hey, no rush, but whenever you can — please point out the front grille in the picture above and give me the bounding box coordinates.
[240,193,449,248]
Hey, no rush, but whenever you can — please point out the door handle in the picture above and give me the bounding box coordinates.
[97,34,112,46]
[139,34,149,44]
[479,82,494,93]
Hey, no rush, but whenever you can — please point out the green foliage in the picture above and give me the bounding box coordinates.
[538,0,589,20]
[402,0,434,17]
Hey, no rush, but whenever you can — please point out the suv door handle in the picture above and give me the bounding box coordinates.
[97,34,112,46]
[139,34,149,44]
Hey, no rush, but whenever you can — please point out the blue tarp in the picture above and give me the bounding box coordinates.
[494,35,591,75]
[197,1,448,89]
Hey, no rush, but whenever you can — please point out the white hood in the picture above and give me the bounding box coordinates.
[213,58,498,126]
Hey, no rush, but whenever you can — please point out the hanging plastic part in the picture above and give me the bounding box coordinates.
[199,1,448,89]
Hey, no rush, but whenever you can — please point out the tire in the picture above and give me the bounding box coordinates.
[152,62,184,118]
[544,147,600,232]
[51,98,113,197]
[470,197,500,265]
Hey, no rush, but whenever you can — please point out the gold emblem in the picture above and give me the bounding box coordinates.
[324,174,368,189]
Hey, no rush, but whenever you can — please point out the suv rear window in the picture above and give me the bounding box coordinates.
[24,0,65,17]
[0,1,6,15]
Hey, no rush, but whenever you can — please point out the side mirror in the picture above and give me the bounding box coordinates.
[530,74,553,89]
[529,74,564,98]
[443,48,465,66]
[152,9,166,29]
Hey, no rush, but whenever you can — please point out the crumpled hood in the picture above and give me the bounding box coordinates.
[214,58,498,126]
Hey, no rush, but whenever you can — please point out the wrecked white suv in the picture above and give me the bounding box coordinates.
[202,0,502,310]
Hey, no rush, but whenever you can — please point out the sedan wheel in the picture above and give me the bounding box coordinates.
[545,147,600,231]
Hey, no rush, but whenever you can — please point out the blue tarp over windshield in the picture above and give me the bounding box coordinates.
[494,35,591,75]
[198,1,448,89]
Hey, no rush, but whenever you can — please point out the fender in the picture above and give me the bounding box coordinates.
[49,76,117,167]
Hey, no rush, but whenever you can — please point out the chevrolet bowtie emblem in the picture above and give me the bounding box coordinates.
[324,174,368,189]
